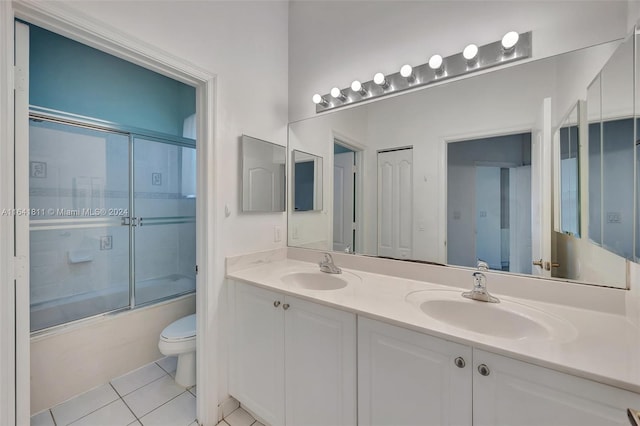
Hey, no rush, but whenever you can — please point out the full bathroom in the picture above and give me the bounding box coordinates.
[1,1,640,426]
[24,22,198,422]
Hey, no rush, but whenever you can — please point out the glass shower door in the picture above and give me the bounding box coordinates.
[29,119,131,331]
[132,136,196,306]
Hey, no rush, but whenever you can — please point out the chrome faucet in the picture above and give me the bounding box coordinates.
[462,260,499,303]
[319,253,342,274]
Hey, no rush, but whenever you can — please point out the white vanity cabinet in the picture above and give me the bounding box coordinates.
[358,317,640,426]
[358,317,473,425]
[473,349,640,426]
[229,280,357,426]
[229,281,285,425]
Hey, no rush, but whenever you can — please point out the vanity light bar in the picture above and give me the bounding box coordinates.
[313,31,531,113]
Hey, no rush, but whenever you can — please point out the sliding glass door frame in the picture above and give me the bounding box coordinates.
[130,133,197,309]
[28,111,196,334]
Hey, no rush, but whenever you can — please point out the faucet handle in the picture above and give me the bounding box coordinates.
[320,252,333,265]
[477,260,489,271]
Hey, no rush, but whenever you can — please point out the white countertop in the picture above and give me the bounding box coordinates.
[227,256,640,394]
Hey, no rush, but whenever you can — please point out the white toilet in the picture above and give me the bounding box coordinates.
[158,314,196,388]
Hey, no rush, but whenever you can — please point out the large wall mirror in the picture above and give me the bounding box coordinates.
[241,135,286,212]
[288,32,639,289]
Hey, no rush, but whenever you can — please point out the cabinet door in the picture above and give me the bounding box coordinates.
[473,349,640,426]
[229,281,285,426]
[284,296,357,426]
[358,317,472,426]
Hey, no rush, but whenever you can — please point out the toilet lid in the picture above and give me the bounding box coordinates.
[161,314,196,340]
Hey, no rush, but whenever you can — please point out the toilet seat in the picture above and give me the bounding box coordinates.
[160,313,196,342]
[158,313,197,387]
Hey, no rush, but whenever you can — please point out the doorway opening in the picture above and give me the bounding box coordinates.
[9,8,216,423]
[333,140,359,253]
[447,133,532,274]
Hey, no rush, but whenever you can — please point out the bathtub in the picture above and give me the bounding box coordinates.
[30,274,195,331]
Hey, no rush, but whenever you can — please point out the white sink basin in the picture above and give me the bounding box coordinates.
[406,290,576,341]
[281,271,350,290]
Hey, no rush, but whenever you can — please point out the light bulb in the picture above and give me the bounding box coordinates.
[351,80,367,96]
[331,87,347,101]
[373,72,389,89]
[400,64,413,78]
[463,44,478,61]
[501,31,519,50]
[312,93,329,107]
[428,55,443,70]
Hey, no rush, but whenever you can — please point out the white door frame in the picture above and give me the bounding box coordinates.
[332,131,365,254]
[333,151,355,252]
[0,2,18,425]
[2,1,218,424]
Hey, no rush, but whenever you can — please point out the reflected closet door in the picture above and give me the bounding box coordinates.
[132,137,196,306]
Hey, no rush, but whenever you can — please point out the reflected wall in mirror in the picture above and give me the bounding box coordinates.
[241,135,286,212]
[288,38,627,288]
[292,150,323,212]
[558,104,580,238]
[587,35,635,260]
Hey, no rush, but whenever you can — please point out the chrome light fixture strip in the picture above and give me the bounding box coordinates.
[315,32,531,113]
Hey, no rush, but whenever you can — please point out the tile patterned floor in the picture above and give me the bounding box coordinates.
[31,356,265,426]
[216,407,264,426]
[31,356,197,426]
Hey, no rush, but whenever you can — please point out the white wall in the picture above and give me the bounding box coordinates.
[289,0,629,122]
[629,0,640,31]
[31,0,290,412]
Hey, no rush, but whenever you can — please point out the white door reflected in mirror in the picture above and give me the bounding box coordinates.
[377,148,413,260]
[333,143,355,252]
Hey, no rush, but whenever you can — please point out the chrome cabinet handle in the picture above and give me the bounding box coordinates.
[454,357,466,368]
[273,301,281,308]
[477,364,490,376]
[282,303,290,310]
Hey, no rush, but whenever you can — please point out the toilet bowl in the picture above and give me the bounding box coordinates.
[158,314,196,388]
